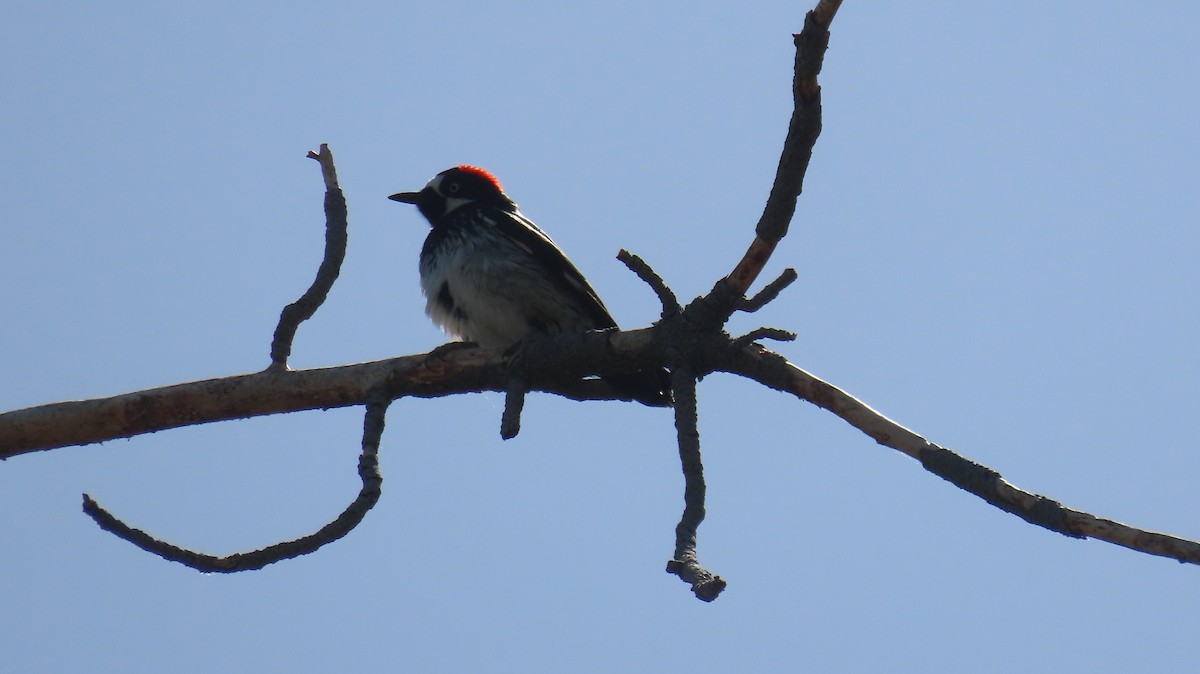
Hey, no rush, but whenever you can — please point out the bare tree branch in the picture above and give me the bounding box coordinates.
[722,345,1200,564]
[79,144,386,567]
[0,332,659,460]
[663,356,726,601]
[727,1,840,295]
[501,377,527,440]
[644,2,843,599]
[307,143,340,191]
[269,144,347,369]
[617,249,680,316]
[82,387,388,571]
[731,327,797,349]
[737,268,799,312]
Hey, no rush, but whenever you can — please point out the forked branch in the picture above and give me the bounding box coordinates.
[82,144,384,571]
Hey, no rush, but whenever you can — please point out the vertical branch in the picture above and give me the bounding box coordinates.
[727,1,840,295]
[500,378,527,440]
[269,144,348,368]
[664,358,726,601]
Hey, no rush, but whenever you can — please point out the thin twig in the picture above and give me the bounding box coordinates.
[732,327,797,349]
[269,144,348,368]
[737,268,799,312]
[81,387,389,572]
[617,249,680,315]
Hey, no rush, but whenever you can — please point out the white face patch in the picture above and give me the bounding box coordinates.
[425,173,473,217]
[440,196,472,216]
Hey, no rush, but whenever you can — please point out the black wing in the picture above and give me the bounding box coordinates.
[490,207,618,330]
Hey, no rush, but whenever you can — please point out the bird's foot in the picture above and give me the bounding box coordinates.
[424,340,479,364]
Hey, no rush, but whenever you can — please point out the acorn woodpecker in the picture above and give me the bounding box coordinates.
[388,165,672,407]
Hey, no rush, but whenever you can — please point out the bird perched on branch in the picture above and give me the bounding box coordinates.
[389,165,672,407]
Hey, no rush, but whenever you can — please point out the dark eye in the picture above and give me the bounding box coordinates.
[446,182,460,194]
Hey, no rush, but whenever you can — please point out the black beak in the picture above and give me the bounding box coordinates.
[388,191,420,204]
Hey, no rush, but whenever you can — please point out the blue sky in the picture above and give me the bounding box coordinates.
[2,2,1199,672]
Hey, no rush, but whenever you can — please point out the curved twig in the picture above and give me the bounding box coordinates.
[617,249,680,315]
[269,144,348,368]
[81,387,389,572]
